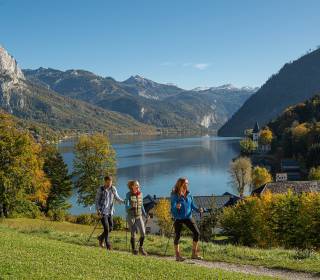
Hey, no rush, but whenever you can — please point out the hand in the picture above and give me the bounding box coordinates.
[176,203,181,210]
[199,208,204,213]
[97,210,102,217]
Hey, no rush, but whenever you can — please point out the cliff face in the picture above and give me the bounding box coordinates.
[0,46,26,113]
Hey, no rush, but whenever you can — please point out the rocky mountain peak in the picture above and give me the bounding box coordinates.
[0,45,25,82]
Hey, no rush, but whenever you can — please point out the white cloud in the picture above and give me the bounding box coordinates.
[194,63,210,70]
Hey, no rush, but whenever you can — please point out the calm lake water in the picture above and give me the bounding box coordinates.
[58,135,240,216]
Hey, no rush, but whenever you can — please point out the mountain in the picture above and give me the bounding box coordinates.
[24,68,256,130]
[219,48,320,136]
[0,46,154,135]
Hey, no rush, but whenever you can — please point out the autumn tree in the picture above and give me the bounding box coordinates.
[240,138,257,155]
[229,157,252,197]
[153,198,172,236]
[73,133,116,207]
[259,128,273,145]
[252,166,272,189]
[42,144,73,218]
[0,112,50,217]
[308,166,320,181]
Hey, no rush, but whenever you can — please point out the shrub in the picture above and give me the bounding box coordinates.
[220,192,320,249]
[113,216,125,230]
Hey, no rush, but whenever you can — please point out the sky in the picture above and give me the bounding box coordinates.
[1,0,320,89]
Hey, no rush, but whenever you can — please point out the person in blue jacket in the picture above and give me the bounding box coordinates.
[171,177,203,261]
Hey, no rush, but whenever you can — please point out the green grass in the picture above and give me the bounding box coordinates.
[0,227,274,280]
[1,218,320,275]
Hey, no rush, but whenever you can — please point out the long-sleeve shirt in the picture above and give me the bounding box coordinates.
[170,191,199,220]
[95,185,124,215]
[125,192,147,218]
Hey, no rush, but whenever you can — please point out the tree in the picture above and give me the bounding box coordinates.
[229,157,252,197]
[73,133,116,207]
[307,143,320,168]
[259,128,273,145]
[252,166,272,189]
[153,198,172,236]
[42,144,73,217]
[308,166,320,181]
[240,138,257,155]
[0,112,51,216]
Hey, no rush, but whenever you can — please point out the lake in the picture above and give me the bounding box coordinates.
[58,135,241,216]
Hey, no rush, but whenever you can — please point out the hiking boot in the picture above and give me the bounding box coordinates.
[97,236,105,248]
[139,246,148,256]
[175,255,185,262]
[191,250,203,260]
[132,249,139,255]
[106,244,112,251]
[191,254,203,260]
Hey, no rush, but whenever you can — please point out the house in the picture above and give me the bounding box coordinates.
[245,121,271,153]
[144,193,240,235]
[280,159,301,180]
[251,181,320,196]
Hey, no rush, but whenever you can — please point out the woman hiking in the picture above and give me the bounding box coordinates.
[125,180,148,256]
[170,177,204,262]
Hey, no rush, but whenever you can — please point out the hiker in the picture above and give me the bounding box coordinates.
[170,177,204,262]
[125,180,148,256]
[95,175,124,250]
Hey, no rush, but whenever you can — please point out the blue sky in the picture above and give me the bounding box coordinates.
[1,0,320,89]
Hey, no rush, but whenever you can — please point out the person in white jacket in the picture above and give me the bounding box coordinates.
[95,175,124,250]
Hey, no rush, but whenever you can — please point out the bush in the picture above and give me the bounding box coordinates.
[47,209,67,222]
[113,216,125,230]
[75,213,99,225]
[11,200,42,219]
[220,191,320,249]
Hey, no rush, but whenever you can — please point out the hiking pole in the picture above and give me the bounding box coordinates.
[125,219,128,252]
[86,218,100,245]
[164,220,175,256]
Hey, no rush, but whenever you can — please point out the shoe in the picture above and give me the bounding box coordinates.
[139,247,148,256]
[132,249,139,255]
[175,255,185,262]
[97,236,105,248]
[191,254,203,260]
[106,244,112,251]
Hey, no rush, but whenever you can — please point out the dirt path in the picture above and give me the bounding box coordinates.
[148,255,320,280]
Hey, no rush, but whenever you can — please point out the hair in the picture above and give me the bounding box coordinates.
[104,175,113,182]
[127,180,139,192]
[173,177,188,194]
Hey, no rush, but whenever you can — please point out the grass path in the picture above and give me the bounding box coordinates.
[1,218,320,279]
[0,227,274,280]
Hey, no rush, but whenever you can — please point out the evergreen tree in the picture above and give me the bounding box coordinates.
[42,145,73,214]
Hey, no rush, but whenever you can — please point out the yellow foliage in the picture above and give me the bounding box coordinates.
[291,123,309,139]
[153,198,172,236]
[259,128,273,145]
[252,166,272,189]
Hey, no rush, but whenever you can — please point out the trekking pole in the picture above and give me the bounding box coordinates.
[86,218,100,245]
[125,219,128,252]
[164,220,175,256]
[200,211,205,259]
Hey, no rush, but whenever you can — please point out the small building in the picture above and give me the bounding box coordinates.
[251,181,320,196]
[280,159,301,180]
[252,121,260,142]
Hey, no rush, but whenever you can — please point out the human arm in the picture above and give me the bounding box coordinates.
[95,187,102,215]
[124,192,131,212]
[113,187,124,204]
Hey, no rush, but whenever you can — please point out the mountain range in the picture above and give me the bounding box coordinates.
[219,47,320,136]
[0,45,154,136]
[23,68,256,130]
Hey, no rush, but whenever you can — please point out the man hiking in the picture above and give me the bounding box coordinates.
[95,175,124,250]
